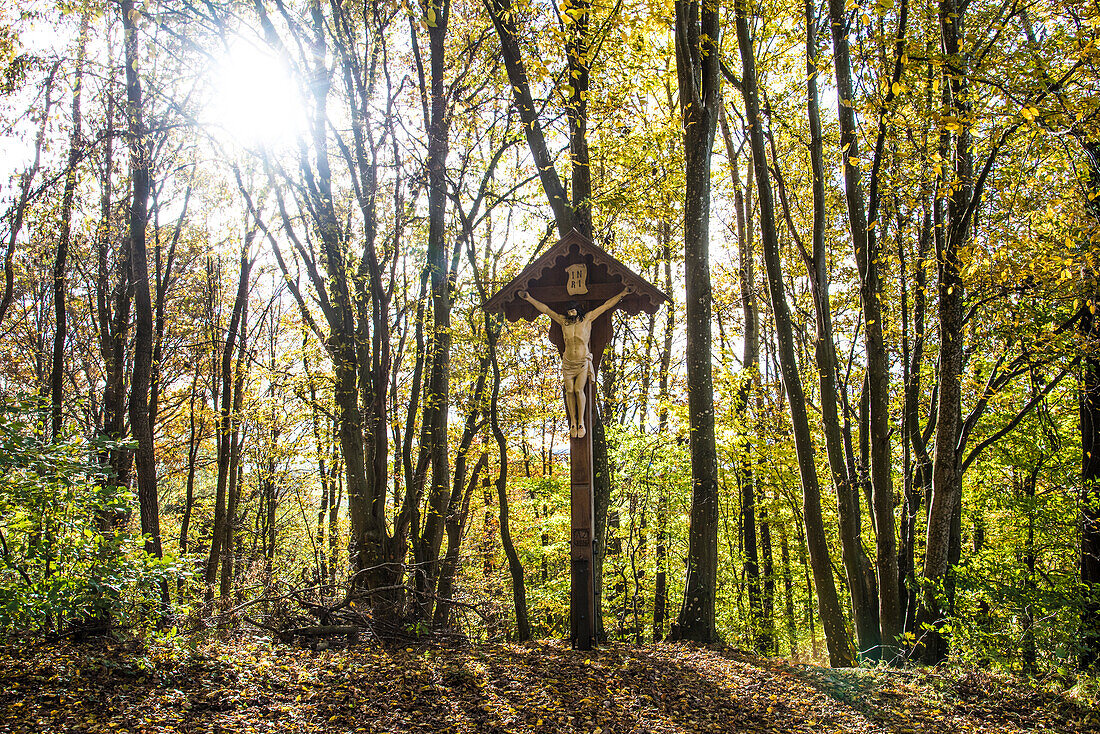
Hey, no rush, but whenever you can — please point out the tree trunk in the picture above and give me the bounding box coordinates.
[669,0,722,644]
[413,0,454,625]
[780,526,798,660]
[1081,146,1100,667]
[719,108,766,652]
[180,372,200,557]
[95,77,132,527]
[796,0,880,659]
[898,199,932,636]
[435,453,488,630]
[827,0,904,656]
[487,313,530,641]
[483,0,572,233]
[916,0,971,664]
[205,247,252,602]
[759,496,776,654]
[220,300,249,601]
[120,0,168,616]
[593,404,612,640]
[735,0,854,666]
[433,336,490,628]
[1021,467,1038,674]
[49,13,89,441]
[653,243,674,642]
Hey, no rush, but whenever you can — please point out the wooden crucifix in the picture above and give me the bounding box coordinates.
[485,231,667,649]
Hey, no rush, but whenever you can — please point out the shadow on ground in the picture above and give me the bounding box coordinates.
[0,638,1096,733]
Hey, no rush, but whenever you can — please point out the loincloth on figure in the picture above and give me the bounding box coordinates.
[562,353,595,382]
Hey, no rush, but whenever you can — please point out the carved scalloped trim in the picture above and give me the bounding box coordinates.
[485,230,668,322]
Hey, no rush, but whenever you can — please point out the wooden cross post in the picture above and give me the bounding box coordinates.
[569,378,597,648]
[484,231,667,650]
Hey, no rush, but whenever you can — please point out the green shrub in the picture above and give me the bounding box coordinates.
[0,400,177,635]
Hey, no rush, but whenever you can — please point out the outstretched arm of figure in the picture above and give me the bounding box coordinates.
[587,285,633,320]
[518,290,565,325]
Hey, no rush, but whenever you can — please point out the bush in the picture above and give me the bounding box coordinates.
[0,399,176,635]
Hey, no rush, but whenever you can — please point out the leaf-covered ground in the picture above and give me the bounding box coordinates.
[2,637,1097,733]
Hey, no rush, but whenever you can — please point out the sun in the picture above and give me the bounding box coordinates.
[208,40,304,149]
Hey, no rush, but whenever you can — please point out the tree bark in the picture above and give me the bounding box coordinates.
[780,526,798,659]
[435,453,488,630]
[179,372,200,557]
[219,295,250,601]
[734,0,854,666]
[483,0,572,233]
[916,0,971,664]
[433,336,490,629]
[826,0,904,656]
[95,75,133,524]
[1080,141,1100,669]
[487,313,530,640]
[205,247,252,602]
[120,0,168,615]
[719,108,765,652]
[413,0,454,624]
[898,198,932,636]
[49,13,89,441]
[791,0,881,659]
[669,0,722,644]
[653,238,674,642]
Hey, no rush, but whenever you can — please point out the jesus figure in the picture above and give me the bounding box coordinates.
[518,285,632,438]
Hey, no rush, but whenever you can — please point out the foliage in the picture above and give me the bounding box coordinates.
[0,399,179,634]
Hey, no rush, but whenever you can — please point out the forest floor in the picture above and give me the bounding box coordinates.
[1,636,1098,734]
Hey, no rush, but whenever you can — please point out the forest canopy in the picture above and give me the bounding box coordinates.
[0,0,1097,677]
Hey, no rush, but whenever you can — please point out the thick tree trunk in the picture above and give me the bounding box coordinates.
[827,0,903,656]
[120,0,168,616]
[670,0,722,645]
[916,0,971,664]
[413,0,454,624]
[735,0,854,666]
[484,0,572,233]
[795,0,882,659]
[567,0,592,235]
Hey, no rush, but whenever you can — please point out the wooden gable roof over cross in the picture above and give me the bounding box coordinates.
[484,230,668,367]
